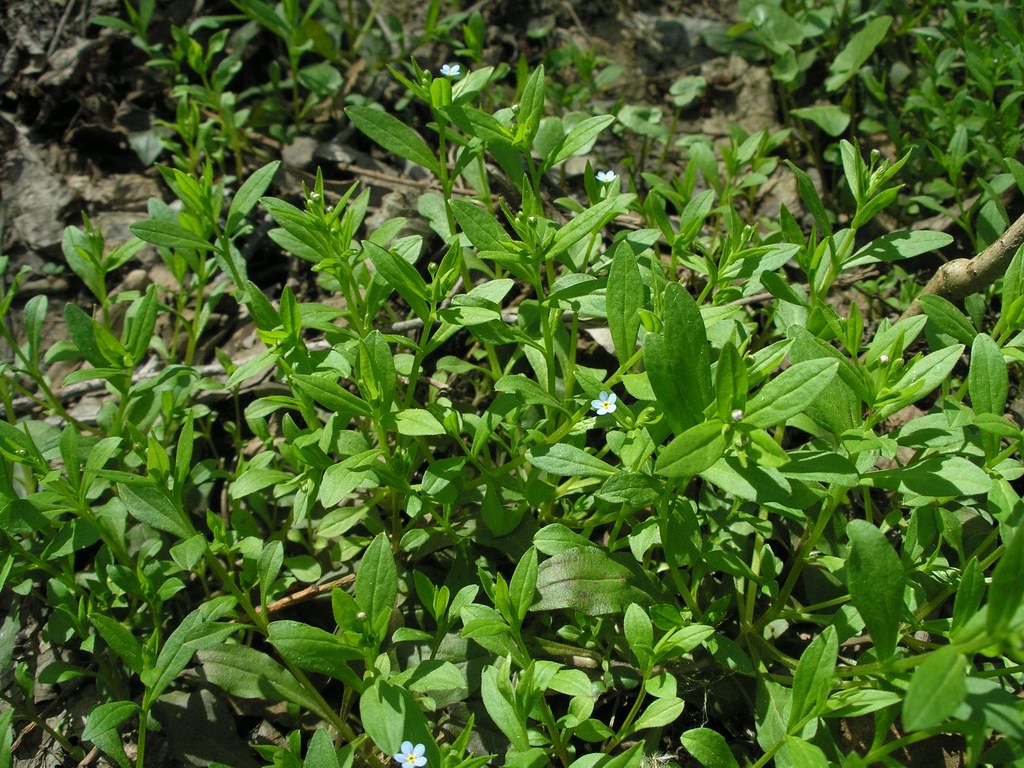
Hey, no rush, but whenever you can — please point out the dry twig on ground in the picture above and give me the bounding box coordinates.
[902,210,1024,319]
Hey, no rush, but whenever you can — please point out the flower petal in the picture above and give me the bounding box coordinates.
[412,744,425,757]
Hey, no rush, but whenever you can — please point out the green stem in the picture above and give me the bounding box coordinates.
[136,710,148,768]
[604,685,648,752]
[753,489,842,633]
[463,347,645,492]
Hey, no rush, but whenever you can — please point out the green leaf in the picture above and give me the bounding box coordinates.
[547,115,615,167]
[0,707,12,768]
[117,482,192,539]
[233,0,290,38]
[23,294,46,365]
[345,106,438,172]
[986,526,1024,635]
[866,454,991,498]
[450,199,511,252]
[230,467,292,499]
[298,62,343,97]
[534,548,657,615]
[632,697,684,731]
[780,450,859,486]
[643,283,712,434]
[624,603,653,674]
[677,189,716,244]
[357,330,396,415]
[567,745,642,768]
[745,359,839,429]
[481,659,529,749]
[360,679,439,763]
[786,736,830,768]
[968,333,1008,415]
[303,729,341,768]
[902,644,967,731]
[258,540,284,608]
[291,374,373,419]
[528,443,615,478]
[228,161,280,232]
[755,680,791,754]
[825,15,893,92]
[846,230,954,269]
[197,644,324,716]
[761,270,807,306]
[124,284,159,364]
[363,241,431,321]
[142,605,228,702]
[655,420,727,478]
[846,520,904,660]
[952,558,984,631]
[681,728,740,768]
[63,303,107,368]
[355,533,397,641]
[394,408,446,436]
[878,344,964,419]
[823,688,901,718]
[547,194,631,262]
[785,161,831,234]
[91,615,144,675]
[789,326,862,436]
[595,472,663,506]
[918,295,976,345]
[107,237,146,274]
[714,342,748,422]
[606,242,644,368]
[129,220,214,251]
[509,548,538,624]
[494,374,563,409]
[790,105,850,137]
[268,620,362,680]
[1002,241,1024,316]
[82,700,139,741]
[788,625,837,726]
[516,65,546,148]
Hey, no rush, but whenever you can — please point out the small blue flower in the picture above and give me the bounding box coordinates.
[394,741,427,767]
[591,391,618,415]
[440,63,461,78]
[596,170,617,184]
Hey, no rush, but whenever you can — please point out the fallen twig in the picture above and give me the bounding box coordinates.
[902,209,1024,319]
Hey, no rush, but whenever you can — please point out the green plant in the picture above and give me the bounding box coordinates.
[728,0,1024,252]
[2,11,1024,768]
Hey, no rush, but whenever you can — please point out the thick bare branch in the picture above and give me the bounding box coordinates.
[902,209,1024,318]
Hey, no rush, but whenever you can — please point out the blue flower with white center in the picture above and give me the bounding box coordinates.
[592,391,617,415]
[394,742,427,767]
[440,63,461,78]
[596,170,617,184]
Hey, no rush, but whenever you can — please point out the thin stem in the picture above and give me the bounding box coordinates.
[753,489,842,633]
